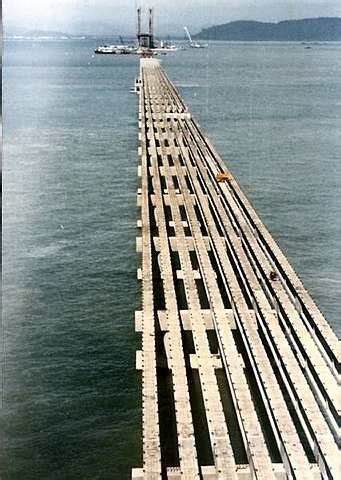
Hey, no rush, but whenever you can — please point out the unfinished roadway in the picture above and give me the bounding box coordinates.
[132,58,340,480]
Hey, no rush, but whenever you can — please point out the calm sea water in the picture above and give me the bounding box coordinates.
[2,40,340,479]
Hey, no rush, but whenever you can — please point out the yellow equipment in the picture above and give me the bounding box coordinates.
[216,172,233,183]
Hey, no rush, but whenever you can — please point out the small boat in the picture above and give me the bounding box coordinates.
[152,40,180,53]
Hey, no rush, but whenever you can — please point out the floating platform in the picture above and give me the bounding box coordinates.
[132,58,340,480]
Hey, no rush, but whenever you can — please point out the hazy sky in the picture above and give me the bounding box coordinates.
[4,0,341,34]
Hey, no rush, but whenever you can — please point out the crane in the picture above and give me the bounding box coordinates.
[184,26,193,44]
[184,26,208,48]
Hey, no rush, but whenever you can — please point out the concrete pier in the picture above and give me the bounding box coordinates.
[132,58,340,480]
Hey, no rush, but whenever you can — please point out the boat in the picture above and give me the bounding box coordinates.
[152,40,180,53]
[95,44,137,55]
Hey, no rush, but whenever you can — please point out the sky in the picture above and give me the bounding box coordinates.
[4,0,341,35]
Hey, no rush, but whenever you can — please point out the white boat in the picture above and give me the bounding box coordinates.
[152,40,180,53]
[184,27,208,48]
[95,44,137,55]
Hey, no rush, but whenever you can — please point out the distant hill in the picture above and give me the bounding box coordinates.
[23,30,72,38]
[194,17,341,41]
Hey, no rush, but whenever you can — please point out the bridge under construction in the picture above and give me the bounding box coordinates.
[132,58,340,480]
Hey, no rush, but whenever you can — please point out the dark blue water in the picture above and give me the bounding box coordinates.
[3,40,141,480]
[2,40,340,479]
[164,43,341,333]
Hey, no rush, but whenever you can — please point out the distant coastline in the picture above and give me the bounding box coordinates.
[5,17,341,42]
[5,30,87,40]
[194,17,341,41]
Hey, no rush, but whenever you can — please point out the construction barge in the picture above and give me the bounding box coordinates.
[95,8,179,56]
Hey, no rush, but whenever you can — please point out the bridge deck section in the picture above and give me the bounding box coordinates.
[133,58,339,480]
